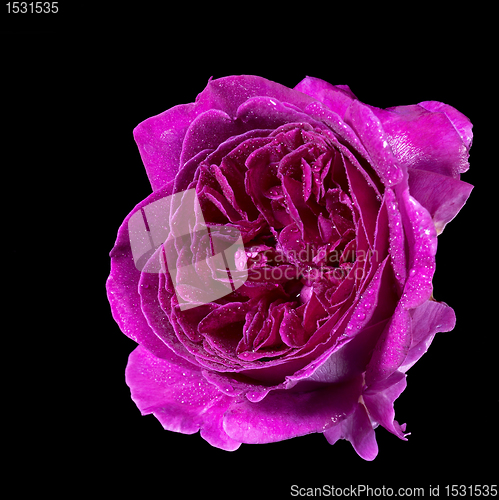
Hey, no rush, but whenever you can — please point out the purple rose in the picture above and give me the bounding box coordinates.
[106,75,473,459]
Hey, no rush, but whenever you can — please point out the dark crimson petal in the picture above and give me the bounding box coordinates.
[253,301,286,350]
[281,175,322,244]
[343,155,381,247]
[245,145,283,228]
[385,188,407,291]
[199,185,242,222]
[303,100,371,163]
[280,307,309,347]
[284,257,390,389]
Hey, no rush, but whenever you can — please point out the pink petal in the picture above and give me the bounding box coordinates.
[126,345,241,451]
[133,103,204,192]
[365,304,412,385]
[399,190,437,310]
[222,375,362,444]
[294,76,357,117]
[418,100,473,151]
[399,299,456,372]
[106,182,174,359]
[363,371,408,440]
[371,102,472,178]
[407,167,473,234]
[324,402,378,461]
[344,100,404,187]
[133,75,316,192]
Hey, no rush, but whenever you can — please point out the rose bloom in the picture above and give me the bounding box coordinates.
[106,75,473,459]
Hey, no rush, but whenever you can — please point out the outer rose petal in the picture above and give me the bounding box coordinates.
[134,75,316,191]
[324,402,378,461]
[363,371,408,440]
[222,375,363,444]
[370,102,472,178]
[407,167,473,234]
[418,100,473,151]
[399,190,437,310]
[399,299,456,373]
[365,305,412,385]
[106,182,175,359]
[344,99,403,187]
[126,345,241,451]
[294,76,357,117]
[134,103,206,192]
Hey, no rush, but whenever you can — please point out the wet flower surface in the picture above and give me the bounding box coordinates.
[107,75,473,459]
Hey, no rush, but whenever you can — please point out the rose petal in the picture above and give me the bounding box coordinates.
[343,154,381,247]
[283,256,391,389]
[371,102,471,178]
[418,100,473,151]
[198,75,316,118]
[399,190,437,309]
[133,104,206,192]
[365,304,412,385]
[323,402,378,461]
[363,370,408,440]
[385,188,407,291]
[223,375,362,444]
[133,75,316,192]
[126,345,241,451]
[304,100,371,165]
[294,76,357,117]
[407,167,473,234]
[107,182,175,359]
[399,299,456,373]
[180,108,244,167]
[236,96,322,130]
[344,100,403,187]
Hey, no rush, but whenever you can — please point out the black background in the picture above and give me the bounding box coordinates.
[3,8,495,497]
